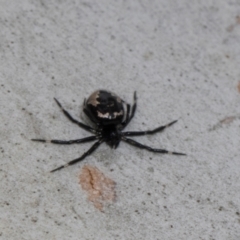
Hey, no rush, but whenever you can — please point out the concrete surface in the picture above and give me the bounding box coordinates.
[0,0,240,239]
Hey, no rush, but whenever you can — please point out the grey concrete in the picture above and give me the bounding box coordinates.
[0,0,240,239]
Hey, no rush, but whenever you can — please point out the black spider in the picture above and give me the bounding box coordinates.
[32,90,186,172]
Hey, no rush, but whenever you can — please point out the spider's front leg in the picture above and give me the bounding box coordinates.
[31,136,97,144]
[122,137,186,155]
[50,139,104,172]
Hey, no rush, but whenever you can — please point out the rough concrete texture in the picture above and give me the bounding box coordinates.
[0,0,240,239]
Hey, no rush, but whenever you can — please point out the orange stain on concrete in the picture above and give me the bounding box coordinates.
[79,165,116,211]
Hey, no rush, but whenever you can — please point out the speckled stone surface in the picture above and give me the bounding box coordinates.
[0,1,240,239]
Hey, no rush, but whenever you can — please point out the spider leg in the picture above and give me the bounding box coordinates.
[121,103,130,127]
[122,120,178,137]
[31,136,97,144]
[122,91,137,129]
[122,137,186,155]
[83,108,97,124]
[54,98,95,133]
[50,139,104,172]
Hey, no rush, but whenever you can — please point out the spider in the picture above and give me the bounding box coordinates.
[32,90,186,172]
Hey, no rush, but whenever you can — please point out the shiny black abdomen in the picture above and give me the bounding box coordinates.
[84,90,125,126]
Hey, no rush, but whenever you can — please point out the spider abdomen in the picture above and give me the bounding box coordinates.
[85,90,125,126]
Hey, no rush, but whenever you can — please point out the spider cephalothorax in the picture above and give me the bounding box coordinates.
[32,90,185,172]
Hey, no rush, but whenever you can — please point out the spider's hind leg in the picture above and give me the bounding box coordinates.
[122,91,137,129]
[123,120,178,137]
[121,103,130,128]
[54,98,95,133]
